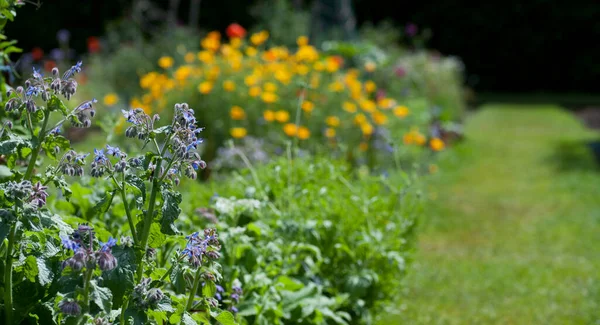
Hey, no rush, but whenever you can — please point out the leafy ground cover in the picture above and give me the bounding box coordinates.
[388,105,600,324]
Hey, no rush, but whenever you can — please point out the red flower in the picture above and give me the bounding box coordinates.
[87,36,101,54]
[226,23,246,39]
[331,55,344,67]
[31,47,44,61]
[44,60,57,72]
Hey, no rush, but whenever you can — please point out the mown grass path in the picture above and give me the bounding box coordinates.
[394,105,600,324]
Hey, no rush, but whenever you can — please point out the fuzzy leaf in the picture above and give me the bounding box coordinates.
[0,165,13,178]
[103,246,136,307]
[47,95,69,115]
[202,281,217,298]
[0,135,31,155]
[214,311,237,325]
[36,257,52,286]
[148,222,166,248]
[41,134,70,160]
[160,187,181,235]
[90,280,113,312]
[125,175,146,202]
[181,312,196,325]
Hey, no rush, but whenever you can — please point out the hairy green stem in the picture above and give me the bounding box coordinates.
[4,222,18,325]
[81,266,94,312]
[135,161,161,282]
[185,269,203,311]
[23,110,50,180]
[119,174,138,243]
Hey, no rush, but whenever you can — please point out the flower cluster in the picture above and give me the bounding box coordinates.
[131,278,165,310]
[90,145,127,177]
[58,150,88,176]
[61,224,118,273]
[182,229,221,268]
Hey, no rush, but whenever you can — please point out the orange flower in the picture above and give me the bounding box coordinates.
[325,116,340,127]
[393,105,410,118]
[31,47,44,61]
[226,23,247,39]
[297,126,310,140]
[301,101,314,113]
[325,128,336,138]
[261,92,278,104]
[223,80,236,92]
[230,106,246,120]
[283,123,298,137]
[275,110,290,123]
[430,138,445,151]
[87,36,101,53]
[263,110,275,122]
[248,86,261,97]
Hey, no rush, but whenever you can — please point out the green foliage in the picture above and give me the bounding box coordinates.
[179,156,421,324]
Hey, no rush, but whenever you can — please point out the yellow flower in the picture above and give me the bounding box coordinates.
[230,127,247,139]
[313,61,325,71]
[325,128,336,138]
[274,69,291,84]
[249,86,261,97]
[372,111,388,125]
[430,138,445,151]
[174,66,192,82]
[364,61,376,72]
[328,81,344,92]
[296,45,319,62]
[245,46,258,57]
[359,100,377,113]
[184,52,195,63]
[297,36,309,47]
[198,81,213,94]
[140,72,158,89]
[130,98,151,114]
[250,31,269,46]
[393,105,410,118]
[158,56,174,69]
[354,113,367,125]
[230,106,246,120]
[301,101,314,113]
[230,38,242,48]
[325,116,340,127]
[364,80,376,93]
[264,82,277,92]
[103,93,118,106]
[378,97,395,109]
[343,102,357,113]
[359,142,369,151]
[295,64,309,75]
[275,110,289,123]
[403,133,414,145]
[261,92,278,104]
[244,75,259,86]
[223,80,236,92]
[263,110,275,122]
[201,35,220,51]
[297,126,310,140]
[414,132,426,145]
[360,123,374,136]
[197,51,214,64]
[326,57,341,72]
[283,123,297,137]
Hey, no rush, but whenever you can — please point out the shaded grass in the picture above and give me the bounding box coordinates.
[388,105,600,324]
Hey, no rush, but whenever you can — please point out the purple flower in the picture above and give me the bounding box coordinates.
[93,148,107,163]
[56,29,71,44]
[62,61,82,80]
[60,235,80,251]
[99,237,117,252]
[105,145,122,158]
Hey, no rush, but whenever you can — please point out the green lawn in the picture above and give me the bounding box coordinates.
[391,105,600,324]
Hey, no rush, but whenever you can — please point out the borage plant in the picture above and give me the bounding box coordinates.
[0,63,236,324]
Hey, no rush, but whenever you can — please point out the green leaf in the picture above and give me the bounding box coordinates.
[214,311,237,325]
[0,135,31,155]
[125,175,146,204]
[90,280,113,312]
[147,222,166,248]
[36,257,51,286]
[47,95,69,115]
[0,165,12,178]
[160,187,181,235]
[0,218,11,242]
[92,190,116,217]
[18,255,38,282]
[103,246,136,307]
[181,312,196,325]
[202,281,216,298]
[277,275,304,291]
[41,134,70,160]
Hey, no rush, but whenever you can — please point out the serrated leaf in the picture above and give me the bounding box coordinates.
[160,187,181,235]
[214,311,237,325]
[36,257,51,286]
[90,280,113,312]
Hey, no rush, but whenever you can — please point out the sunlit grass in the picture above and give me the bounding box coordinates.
[386,105,600,324]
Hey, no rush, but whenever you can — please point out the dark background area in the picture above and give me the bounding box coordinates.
[6,0,599,95]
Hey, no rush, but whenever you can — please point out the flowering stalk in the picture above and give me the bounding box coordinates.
[185,269,203,311]
[23,109,50,180]
[112,174,138,244]
[80,266,95,313]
